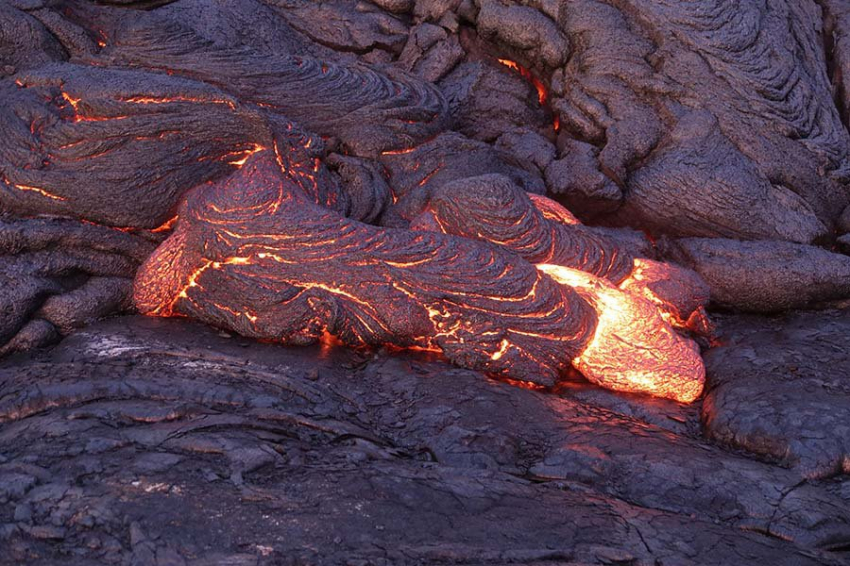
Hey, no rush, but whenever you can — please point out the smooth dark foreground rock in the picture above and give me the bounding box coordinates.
[1,316,849,565]
[704,307,850,479]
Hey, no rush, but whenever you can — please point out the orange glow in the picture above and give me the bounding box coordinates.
[173,259,214,306]
[490,338,511,361]
[7,179,66,202]
[318,330,345,359]
[497,59,548,105]
[618,258,711,334]
[120,95,236,110]
[225,144,267,167]
[527,193,581,225]
[538,264,705,403]
[59,92,131,124]
[380,147,417,156]
[80,219,135,233]
[61,91,82,112]
[498,377,548,391]
[151,215,179,233]
[95,29,108,48]
[135,150,707,403]
[135,152,597,388]
[74,115,130,123]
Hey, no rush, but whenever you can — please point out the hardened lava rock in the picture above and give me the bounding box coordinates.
[54,0,451,158]
[1,317,847,565]
[0,216,156,355]
[1,63,282,228]
[410,173,635,283]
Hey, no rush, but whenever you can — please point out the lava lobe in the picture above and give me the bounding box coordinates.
[134,141,597,387]
[135,135,705,402]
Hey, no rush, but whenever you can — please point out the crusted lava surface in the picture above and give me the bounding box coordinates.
[134,149,597,388]
[1,0,850,564]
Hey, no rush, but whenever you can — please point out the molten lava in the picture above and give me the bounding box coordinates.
[135,148,596,387]
[411,174,711,335]
[618,258,712,334]
[405,172,709,401]
[135,139,707,403]
[497,59,548,105]
[527,193,581,225]
[538,264,705,403]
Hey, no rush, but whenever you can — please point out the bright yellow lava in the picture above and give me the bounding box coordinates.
[537,264,705,403]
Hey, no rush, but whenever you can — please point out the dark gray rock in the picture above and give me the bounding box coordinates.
[704,307,850,479]
[0,3,67,72]
[545,137,622,217]
[839,204,850,234]
[440,60,551,143]
[398,23,465,82]
[476,0,569,71]
[0,316,847,564]
[667,237,850,312]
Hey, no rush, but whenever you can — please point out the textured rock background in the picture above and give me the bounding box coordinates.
[2,316,850,565]
[2,0,850,349]
[1,0,850,564]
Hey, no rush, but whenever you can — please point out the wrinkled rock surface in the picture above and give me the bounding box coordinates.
[1,316,849,564]
[1,1,850,562]
[1,0,850,348]
[668,238,850,312]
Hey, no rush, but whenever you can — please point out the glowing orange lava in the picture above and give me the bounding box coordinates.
[528,193,581,225]
[151,215,180,233]
[498,59,548,105]
[2,173,67,202]
[225,144,267,167]
[538,264,705,403]
[13,183,67,201]
[120,95,237,109]
[135,151,596,387]
[135,142,708,403]
[61,91,82,112]
[618,258,711,334]
[403,174,709,401]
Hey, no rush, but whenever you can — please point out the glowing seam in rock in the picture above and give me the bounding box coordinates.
[497,59,548,105]
[120,96,237,110]
[13,183,67,201]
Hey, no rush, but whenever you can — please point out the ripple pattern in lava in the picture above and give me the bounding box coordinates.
[135,149,598,388]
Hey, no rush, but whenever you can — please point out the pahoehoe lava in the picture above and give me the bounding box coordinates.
[2,1,850,562]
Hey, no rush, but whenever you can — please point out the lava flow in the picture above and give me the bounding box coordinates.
[410,174,711,333]
[538,264,705,403]
[135,141,707,402]
[134,146,597,387]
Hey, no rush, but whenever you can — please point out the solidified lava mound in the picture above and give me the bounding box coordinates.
[2,1,850,563]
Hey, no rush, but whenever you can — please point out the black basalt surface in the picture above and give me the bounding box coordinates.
[0,315,849,565]
[2,1,850,564]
